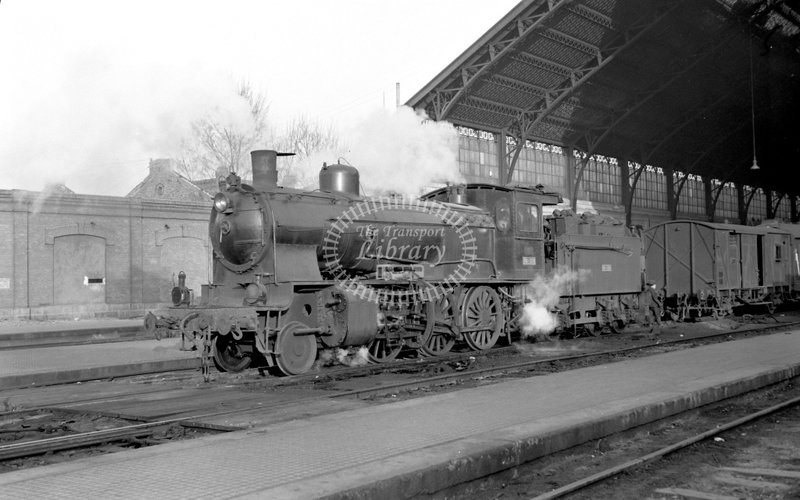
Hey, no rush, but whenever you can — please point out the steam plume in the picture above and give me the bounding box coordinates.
[519,267,589,340]
[335,347,370,367]
[346,107,463,197]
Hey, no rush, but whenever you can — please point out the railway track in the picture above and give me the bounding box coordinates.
[531,394,800,500]
[0,415,232,462]
[273,318,800,400]
[2,318,796,468]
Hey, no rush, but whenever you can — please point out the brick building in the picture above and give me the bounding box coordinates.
[0,160,213,320]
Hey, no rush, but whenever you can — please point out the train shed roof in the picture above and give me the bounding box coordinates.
[407,0,800,198]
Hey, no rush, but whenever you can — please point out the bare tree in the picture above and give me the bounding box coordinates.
[274,116,344,188]
[175,81,269,181]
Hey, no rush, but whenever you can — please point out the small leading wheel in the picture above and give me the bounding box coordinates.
[419,295,457,357]
[461,286,504,351]
[212,334,252,372]
[274,322,318,376]
[366,328,403,363]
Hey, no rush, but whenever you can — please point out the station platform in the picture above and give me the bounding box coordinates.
[0,318,197,388]
[0,331,797,499]
[0,318,144,348]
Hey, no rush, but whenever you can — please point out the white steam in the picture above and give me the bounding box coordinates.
[335,347,370,367]
[519,267,589,339]
[315,346,371,369]
[347,107,463,197]
[280,107,463,197]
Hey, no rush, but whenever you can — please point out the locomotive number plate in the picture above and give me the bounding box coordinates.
[522,256,536,266]
[602,264,612,272]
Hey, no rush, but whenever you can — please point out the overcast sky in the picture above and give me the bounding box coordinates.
[0,0,518,195]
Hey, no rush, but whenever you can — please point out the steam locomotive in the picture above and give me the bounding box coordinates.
[144,150,799,376]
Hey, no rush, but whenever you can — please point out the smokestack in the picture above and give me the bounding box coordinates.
[250,150,295,191]
[250,150,278,191]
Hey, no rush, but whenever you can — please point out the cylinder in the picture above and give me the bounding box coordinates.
[319,163,360,197]
[251,150,278,191]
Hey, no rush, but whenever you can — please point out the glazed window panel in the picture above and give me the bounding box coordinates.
[514,145,565,190]
[516,203,540,234]
[715,183,738,221]
[457,130,568,192]
[577,156,619,205]
[747,188,766,223]
[633,167,667,211]
[677,175,705,215]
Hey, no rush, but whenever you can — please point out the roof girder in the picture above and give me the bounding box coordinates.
[435,0,573,120]
[508,2,682,143]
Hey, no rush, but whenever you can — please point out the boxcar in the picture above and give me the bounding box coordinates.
[644,220,791,318]
[761,220,800,299]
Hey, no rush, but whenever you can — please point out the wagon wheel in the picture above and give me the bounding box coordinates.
[609,319,627,334]
[583,323,601,337]
[274,322,317,376]
[419,295,457,357]
[366,327,403,363]
[461,286,504,351]
[212,333,252,373]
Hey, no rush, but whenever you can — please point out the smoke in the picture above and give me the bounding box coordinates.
[518,267,589,340]
[0,46,258,196]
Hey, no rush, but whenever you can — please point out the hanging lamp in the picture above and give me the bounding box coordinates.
[749,44,760,170]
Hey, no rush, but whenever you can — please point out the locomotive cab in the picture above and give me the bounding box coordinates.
[422,183,561,280]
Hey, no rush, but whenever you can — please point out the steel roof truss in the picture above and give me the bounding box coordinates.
[512,51,574,77]
[509,3,681,145]
[565,3,619,31]
[438,0,572,120]
[541,26,602,57]
[487,74,615,117]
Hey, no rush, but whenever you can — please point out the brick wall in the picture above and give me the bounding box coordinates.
[0,190,211,320]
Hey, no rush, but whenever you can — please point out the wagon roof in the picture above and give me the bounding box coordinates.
[646,219,791,236]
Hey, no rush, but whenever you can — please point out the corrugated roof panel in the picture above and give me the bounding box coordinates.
[501,58,567,88]
[527,36,589,68]
[474,83,540,112]
[551,11,608,47]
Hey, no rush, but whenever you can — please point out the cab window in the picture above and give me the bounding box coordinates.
[516,203,540,234]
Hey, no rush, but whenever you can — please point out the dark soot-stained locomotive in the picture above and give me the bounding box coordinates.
[144,150,799,376]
